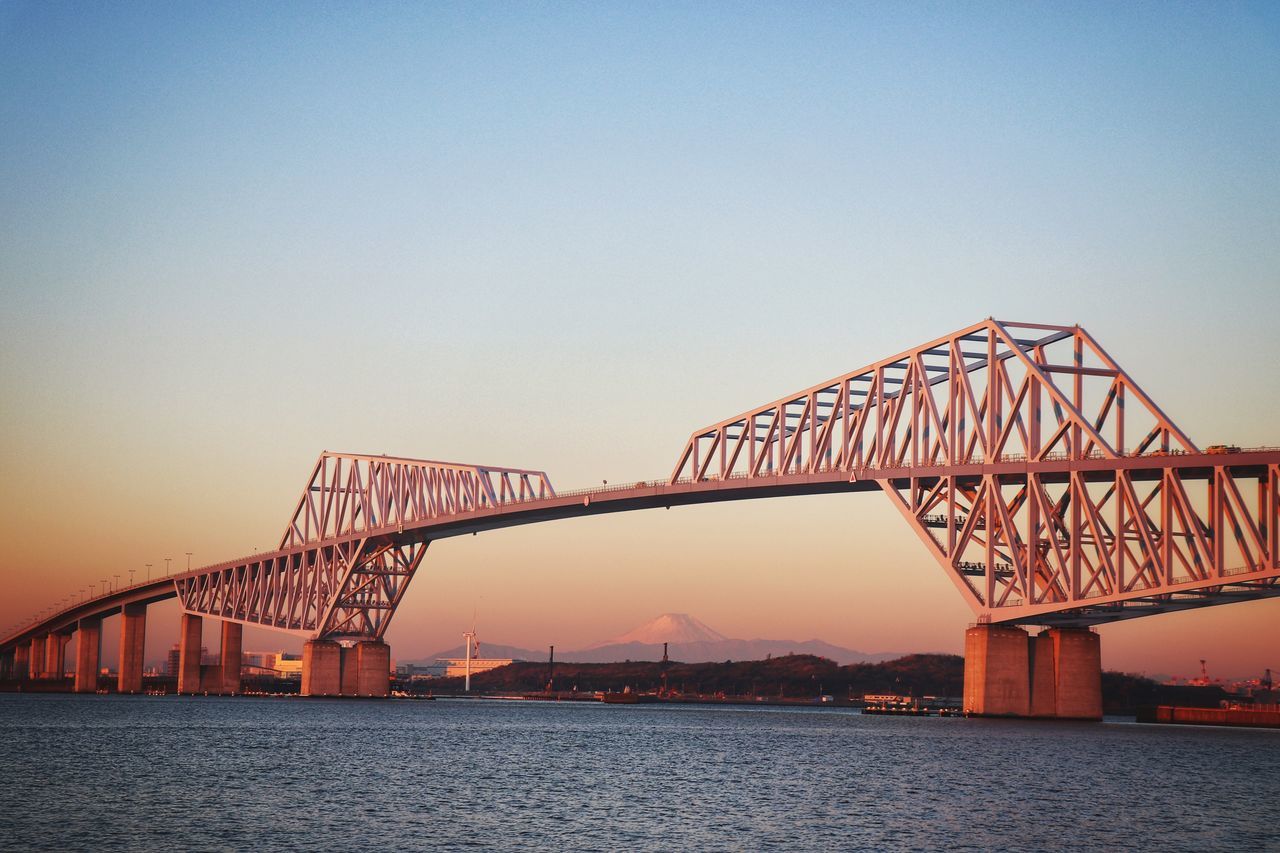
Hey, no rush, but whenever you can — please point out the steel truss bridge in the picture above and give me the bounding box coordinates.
[4,319,1279,658]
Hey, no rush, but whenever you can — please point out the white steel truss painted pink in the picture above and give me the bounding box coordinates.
[4,319,1277,652]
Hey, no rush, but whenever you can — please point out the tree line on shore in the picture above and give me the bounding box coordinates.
[420,652,1229,715]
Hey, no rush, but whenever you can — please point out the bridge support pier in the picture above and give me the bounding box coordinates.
[963,625,1101,720]
[301,639,391,698]
[45,632,70,681]
[74,618,101,693]
[178,613,203,694]
[219,621,242,695]
[118,603,147,694]
[29,636,46,679]
[356,641,391,698]
[302,640,342,697]
[176,614,243,696]
[14,644,28,681]
[1044,628,1102,719]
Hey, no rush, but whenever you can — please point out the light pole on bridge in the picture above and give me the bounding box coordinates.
[185,552,192,572]
[166,557,172,576]
[113,574,120,593]
[128,569,135,587]
[100,580,107,596]
[146,563,152,582]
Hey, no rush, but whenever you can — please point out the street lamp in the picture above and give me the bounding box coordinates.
[113,574,120,592]
[128,569,135,587]
[166,557,172,576]
[100,579,107,596]
[185,552,192,572]
[146,563,152,581]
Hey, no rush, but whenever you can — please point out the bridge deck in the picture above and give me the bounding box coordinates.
[5,448,1278,649]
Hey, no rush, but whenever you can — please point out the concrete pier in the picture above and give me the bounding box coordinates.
[118,602,147,694]
[29,636,46,679]
[301,639,391,697]
[173,615,244,695]
[963,625,1102,720]
[14,644,28,680]
[1045,628,1102,720]
[74,618,102,693]
[178,613,203,694]
[356,641,391,697]
[302,639,342,696]
[964,625,1031,716]
[45,632,70,680]
[1029,632,1057,718]
[339,645,359,696]
[219,621,243,695]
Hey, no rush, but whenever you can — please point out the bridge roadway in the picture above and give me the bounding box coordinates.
[9,447,1279,651]
[3,319,1278,719]
[5,448,1278,710]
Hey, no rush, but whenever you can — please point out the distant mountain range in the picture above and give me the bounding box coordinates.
[417,613,903,666]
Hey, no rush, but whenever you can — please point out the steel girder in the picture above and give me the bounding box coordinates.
[24,318,1273,647]
[280,452,555,548]
[672,319,1280,626]
[174,539,430,640]
[179,454,554,640]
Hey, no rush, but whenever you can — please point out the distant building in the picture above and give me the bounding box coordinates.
[420,658,515,678]
[242,651,277,670]
[275,653,303,678]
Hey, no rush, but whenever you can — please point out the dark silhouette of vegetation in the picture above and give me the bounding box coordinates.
[417,654,1221,714]
[422,653,964,699]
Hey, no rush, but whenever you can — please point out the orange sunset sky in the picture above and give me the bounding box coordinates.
[2,5,1278,679]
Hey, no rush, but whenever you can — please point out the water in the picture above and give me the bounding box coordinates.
[0,695,1276,851]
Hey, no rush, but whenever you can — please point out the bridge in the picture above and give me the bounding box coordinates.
[3,319,1277,719]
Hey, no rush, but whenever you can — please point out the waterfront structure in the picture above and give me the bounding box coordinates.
[423,658,515,678]
[2,320,1277,716]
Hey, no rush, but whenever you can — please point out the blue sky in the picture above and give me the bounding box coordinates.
[1,2,1277,674]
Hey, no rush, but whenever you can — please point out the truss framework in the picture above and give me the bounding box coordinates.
[880,461,1280,626]
[281,452,554,548]
[176,540,430,640]
[673,319,1280,626]
[159,320,1280,638]
[180,451,554,640]
[671,319,1194,481]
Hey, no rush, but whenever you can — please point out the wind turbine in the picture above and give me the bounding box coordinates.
[462,626,477,693]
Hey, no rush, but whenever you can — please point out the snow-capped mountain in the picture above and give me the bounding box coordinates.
[417,613,902,666]
[588,613,727,647]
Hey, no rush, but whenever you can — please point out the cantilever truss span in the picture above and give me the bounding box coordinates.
[8,319,1275,654]
[670,319,1280,626]
[176,454,555,640]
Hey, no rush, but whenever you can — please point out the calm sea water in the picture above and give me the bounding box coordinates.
[0,694,1275,851]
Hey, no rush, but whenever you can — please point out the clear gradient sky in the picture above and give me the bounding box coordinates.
[2,2,1277,678]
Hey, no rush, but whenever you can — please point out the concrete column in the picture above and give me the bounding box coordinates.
[1048,628,1102,720]
[963,624,1031,717]
[29,636,45,679]
[0,649,12,680]
[46,633,70,680]
[339,646,358,696]
[178,613,203,695]
[219,621,243,695]
[199,663,222,693]
[14,644,29,680]
[74,618,102,693]
[1029,633,1057,718]
[301,640,341,697]
[118,603,147,694]
[355,641,391,698]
